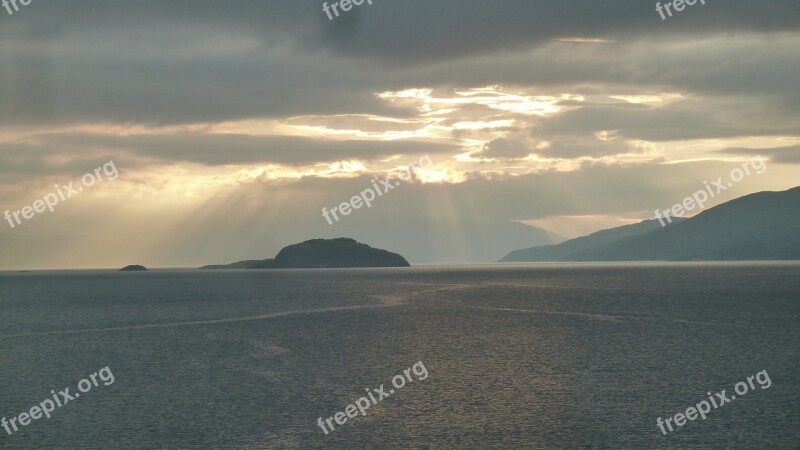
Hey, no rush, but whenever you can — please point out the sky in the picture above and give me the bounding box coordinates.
[0,0,798,269]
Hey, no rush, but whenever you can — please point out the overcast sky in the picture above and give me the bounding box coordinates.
[1,0,798,269]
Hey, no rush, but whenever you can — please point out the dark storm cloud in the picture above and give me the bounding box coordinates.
[308,0,800,62]
[14,0,796,62]
[0,45,408,126]
[1,0,798,126]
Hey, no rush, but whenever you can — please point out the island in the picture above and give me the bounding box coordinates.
[119,265,148,271]
[200,238,410,269]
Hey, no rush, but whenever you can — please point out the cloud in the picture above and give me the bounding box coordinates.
[2,3,799,126]
[719,144,800,164]
[480,138,532,159]
[0,131,457,180]
[539,97,800,142]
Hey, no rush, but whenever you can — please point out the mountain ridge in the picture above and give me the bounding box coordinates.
[500,187,800,262]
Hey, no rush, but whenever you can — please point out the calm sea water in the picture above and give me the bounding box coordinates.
[0,264,798,449]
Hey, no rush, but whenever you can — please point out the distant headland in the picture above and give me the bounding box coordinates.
[200,238,410,270]
[119,265,148,272]
[501,186,800,262]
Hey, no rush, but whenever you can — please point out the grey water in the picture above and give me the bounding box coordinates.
[1,263,798,449]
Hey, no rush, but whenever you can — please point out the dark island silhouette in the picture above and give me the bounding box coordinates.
[201,238,410,269]
[119,265,148,271]
[501,186,800,262]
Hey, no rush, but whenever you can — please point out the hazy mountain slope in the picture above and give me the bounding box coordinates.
[571,187,800,261]
[500,219,680,262]
[351,219,558,263]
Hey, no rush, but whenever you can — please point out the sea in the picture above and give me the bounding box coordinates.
[1,263,798,449]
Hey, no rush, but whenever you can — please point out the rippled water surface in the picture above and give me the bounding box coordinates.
[1,263,798,449]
